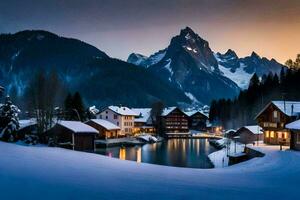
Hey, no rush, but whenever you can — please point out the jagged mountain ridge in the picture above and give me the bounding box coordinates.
[0,30,190,107]
[128,27,286,93]
[215,50,285,89]
[128,27,240,104]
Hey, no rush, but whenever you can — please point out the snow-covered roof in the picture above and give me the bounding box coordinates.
[131,108,151,123]
[57,121,98,134]
[89,106,99,115]
[89,119,120,130]
[161,107,178,116]
[286,120,300,130]
[107,106,138,116]
[19,119,37,129]
[183,111,208,118]
[256,101,300,118]
[225,129,236,134]
[272,101,300,116]
[241,125,263,135]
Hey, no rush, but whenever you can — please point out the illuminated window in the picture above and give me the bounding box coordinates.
[278,132,282,138]
[265,131,270,138]
[273,111,278,118]
[283,132,287,139]
[270,131,275,138]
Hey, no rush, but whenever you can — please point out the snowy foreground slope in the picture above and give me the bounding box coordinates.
[0,142,299,200]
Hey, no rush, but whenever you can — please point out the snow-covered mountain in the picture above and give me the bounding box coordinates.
[215,50,285,89]
[128,27,286,95]
[128,49,167,68]
[128,27,240,105]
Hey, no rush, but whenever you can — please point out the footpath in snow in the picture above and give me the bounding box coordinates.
[0,142,299,200]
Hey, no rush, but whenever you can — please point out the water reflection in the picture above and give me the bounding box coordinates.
[96,139,217,168]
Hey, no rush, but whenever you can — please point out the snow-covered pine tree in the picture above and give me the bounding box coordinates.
[0,96,20,142]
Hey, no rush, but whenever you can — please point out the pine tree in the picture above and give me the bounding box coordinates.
[72,92,85,121]
[0,96,20,142]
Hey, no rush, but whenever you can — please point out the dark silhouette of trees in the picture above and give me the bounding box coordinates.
[64,92,86,121]
[150,101,165,136]
[210,67,300,129]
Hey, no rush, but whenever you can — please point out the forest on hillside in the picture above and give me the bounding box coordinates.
[209,54,300,129]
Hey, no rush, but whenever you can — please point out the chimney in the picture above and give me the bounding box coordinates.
[291,104,294,116]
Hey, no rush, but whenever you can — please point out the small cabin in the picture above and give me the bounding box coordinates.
[235,125,263,145]
[47,121,98,152]
[17,119,38,140]
[85,119,121,139]
[255,101,300,145]
[286,120,300,151]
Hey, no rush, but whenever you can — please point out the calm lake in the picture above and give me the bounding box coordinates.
[96,138,217,168]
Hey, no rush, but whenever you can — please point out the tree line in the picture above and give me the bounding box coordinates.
[209,54,300,129]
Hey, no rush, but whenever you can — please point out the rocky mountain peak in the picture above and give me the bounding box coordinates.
[250,51,260,59]
[224,49,238,58]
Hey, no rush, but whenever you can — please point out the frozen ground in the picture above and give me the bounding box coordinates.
[0,141,299,200]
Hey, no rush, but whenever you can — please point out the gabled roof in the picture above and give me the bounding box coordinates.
[238,125,263,135]
[57,121,98,134]
[255,101,300,119]
[19,119,37,129]
[184,111,208,118]
[286,120,300,130]
[107,106,138,116]
[131,108,151,123]
[161,107,178,116]
[89,119,120,130]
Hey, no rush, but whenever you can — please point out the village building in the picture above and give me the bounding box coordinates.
[184,111,208,131]
[286,120,300,151]
[235,125,263,144]
[17,119,38,140]
[97,106,138,136]
[131,108,155,134]
[255,101,300,145]
[162,107,189,135]
[47,120,98,152]
[85,119,121,139]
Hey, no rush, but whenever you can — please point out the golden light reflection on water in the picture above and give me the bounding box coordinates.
[119,148,126,160]
[136,147,141,163]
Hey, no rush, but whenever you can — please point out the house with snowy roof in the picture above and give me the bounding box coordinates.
[96,106,138,136]
[235,125,263,144]
[85,119,121,139]
[255,101,300,145]
[47,120,98,152]
[161,107,189,135]
[184,111,208,131]
[286,120,300,151]
[131,108,155,134]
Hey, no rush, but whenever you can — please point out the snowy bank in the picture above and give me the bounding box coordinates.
[0,142,299,199]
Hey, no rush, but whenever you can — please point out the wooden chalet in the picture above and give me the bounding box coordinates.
[255,101,300,145]
[235,125,263,144]
[184,111,208,131]
[286,120,300,151]
[161,107,189,134]
[47,121,98,152]
[85,119,121,139]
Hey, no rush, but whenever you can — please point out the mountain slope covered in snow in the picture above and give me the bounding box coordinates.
[128,27,286,94]
[128,27,240,104]
[215,50,285,89]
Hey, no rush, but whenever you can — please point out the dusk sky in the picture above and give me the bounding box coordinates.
[0,0,299,63]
